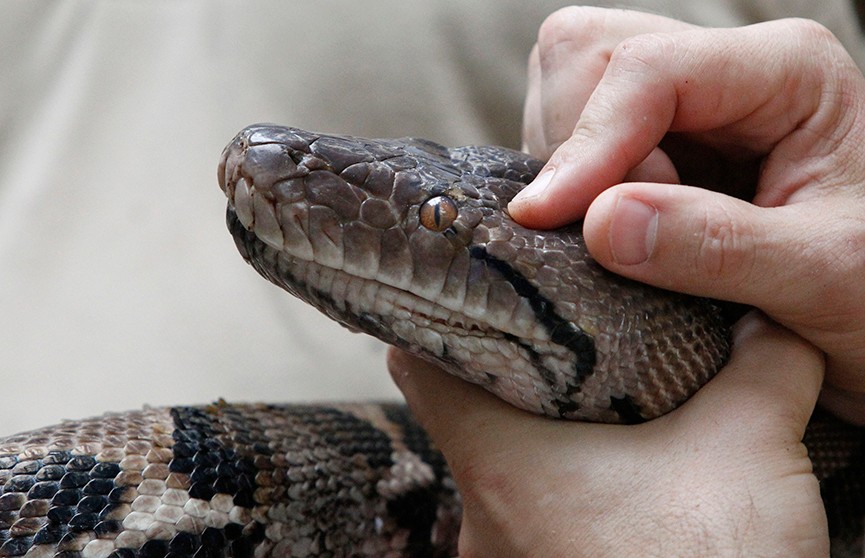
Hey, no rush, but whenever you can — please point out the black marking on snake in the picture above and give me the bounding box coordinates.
[0,449,132,556]
[383,405,452,558]
[609,395,646,425]
[469,244,597,387]
[503,332,581,417]
[317,407,396,468]
[170,407,267,557]
[171,407,258,507]
[0,452,205,558]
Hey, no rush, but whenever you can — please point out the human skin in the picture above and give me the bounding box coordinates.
[389,7,865,556]
[510,8,865,425]
[389,313,826,557]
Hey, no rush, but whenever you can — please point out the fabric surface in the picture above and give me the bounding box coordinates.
[1,0,863,435]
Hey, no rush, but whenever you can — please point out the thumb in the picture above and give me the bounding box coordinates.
[507,19,859,229]
[582,182,837,319]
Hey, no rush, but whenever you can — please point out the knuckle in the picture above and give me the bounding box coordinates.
[536,6,608,63]
[536,7,584,44]
[782,17,837,45]
[608,32,677,76]
[568,118,607,148]
[694,205,755,286]
[769,18,851,79]
[778,18,854,82]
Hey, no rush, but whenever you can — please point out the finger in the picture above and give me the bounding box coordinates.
[681,312,824,441]
[581,182,832,312]
[584,180,865,416]
[510,19,859,229]
[622,146,679,184]
[533,7,697,156]
[581,180,865,349]
[521,45,545,156]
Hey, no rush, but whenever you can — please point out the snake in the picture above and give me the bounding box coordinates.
[0,124,863,557]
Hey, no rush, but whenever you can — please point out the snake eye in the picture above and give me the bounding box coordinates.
[419,195,458,231]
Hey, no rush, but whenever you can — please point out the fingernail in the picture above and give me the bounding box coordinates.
[609,196,658,265]
[513,168,555,203]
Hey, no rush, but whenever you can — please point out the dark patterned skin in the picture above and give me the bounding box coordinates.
[0,403,460,557]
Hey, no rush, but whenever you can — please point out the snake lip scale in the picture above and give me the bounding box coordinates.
[0,125,861,557]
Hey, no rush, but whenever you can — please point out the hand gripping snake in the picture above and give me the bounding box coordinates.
[0,124,863,557]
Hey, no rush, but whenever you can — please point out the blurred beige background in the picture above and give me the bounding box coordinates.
[1,1,863,436]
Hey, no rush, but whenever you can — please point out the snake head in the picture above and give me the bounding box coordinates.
[218,124,548,326]
[219,125,732,424]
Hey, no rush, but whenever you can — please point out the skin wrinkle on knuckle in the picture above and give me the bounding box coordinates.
[536,6,608,58]
[535,7,612,151]
[536,7,587,72]
[693,204,754,288]
[795,68,858,154]
[803,80,865,184]
[777,19,865,169]
[608,31,677,81]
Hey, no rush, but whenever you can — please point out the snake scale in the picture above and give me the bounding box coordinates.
[1,124,863,557]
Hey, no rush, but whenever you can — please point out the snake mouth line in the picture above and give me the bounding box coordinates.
[286,253,505,343]
[226,204,504,348]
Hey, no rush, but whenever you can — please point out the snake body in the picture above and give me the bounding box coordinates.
[0,125,862,557]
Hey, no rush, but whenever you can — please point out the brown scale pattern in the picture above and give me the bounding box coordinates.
[0,403,460,557]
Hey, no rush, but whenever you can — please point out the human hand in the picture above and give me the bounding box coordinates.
[508,8,865,424]
[389,313,827,557]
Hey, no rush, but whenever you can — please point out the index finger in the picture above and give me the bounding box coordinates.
[509,18,861,229]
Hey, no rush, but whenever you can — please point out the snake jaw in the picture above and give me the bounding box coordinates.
[222,125,735,424]
[221,125,605,418]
